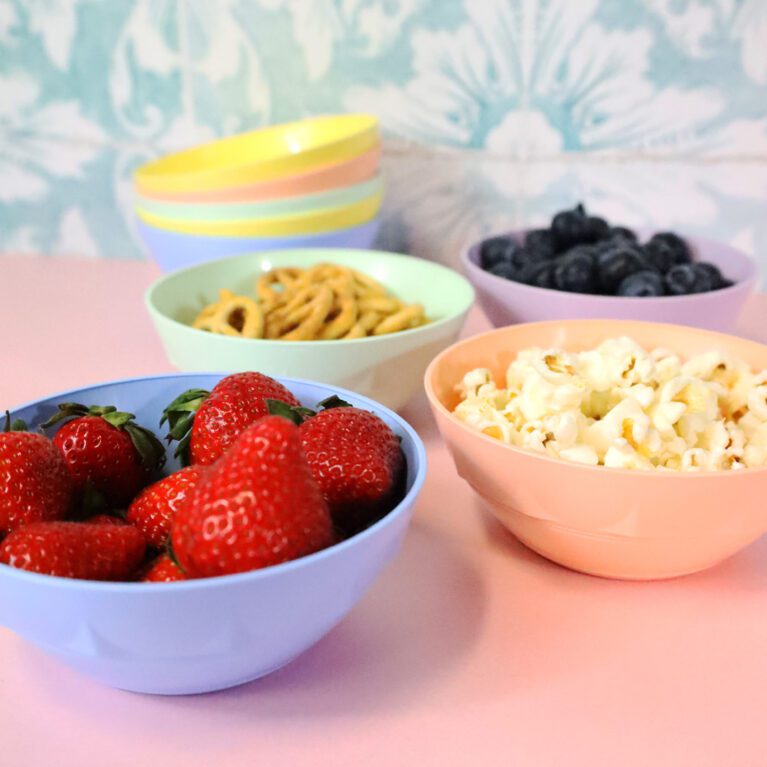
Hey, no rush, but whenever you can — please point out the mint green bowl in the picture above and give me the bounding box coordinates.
[135,176,384,223]
[145,249,475,410]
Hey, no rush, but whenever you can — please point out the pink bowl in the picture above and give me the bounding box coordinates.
[425,319,767,580]
[462,229,758,332]
[135,146,380,204]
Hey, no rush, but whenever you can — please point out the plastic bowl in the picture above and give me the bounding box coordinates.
[135,175,384,222]
[425,319,767,580]
[134,114,379,194]
[1,373,426,695]
[462,229,758,332]
[137,218,381,272]
[136,191,382,237]
[146,249,475,411]
[136,146,380,204]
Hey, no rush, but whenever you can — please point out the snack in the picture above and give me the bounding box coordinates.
[268,396,405,532]
[1,372,408,582]
[42,404,166,508]
[191,262,427,340]
[0,417,73,533]
[140,553,186,583]
[171,416,334,578]
[126,465,206,547]
[480,204,734,296]
[162,371,301,465]
[453,337,767,472]
[0,521,146,580]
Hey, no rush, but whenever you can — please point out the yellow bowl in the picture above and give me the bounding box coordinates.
[136,192,382,237]
[134,114,379,195]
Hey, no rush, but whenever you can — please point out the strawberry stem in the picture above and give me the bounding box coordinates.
[160,388,210,465]
[41,402,166,474]
[266,399,315,425]
[3,411,27,432]
[317,395,353,410]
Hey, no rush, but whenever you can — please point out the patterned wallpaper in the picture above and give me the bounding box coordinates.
[1,0,766,273]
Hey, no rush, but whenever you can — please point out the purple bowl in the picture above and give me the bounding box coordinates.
[462,229,758,332]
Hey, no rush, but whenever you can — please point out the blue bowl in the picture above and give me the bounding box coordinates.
[137,217,381,272]
[1,373,426,695]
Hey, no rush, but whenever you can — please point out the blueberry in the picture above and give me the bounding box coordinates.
[694,262,730,290]
[551,203,590,249]
[585,216,610,242]
[609,226,638,242]
[523,261,556,289]
[597,243,651,294]
[665,263,712,295]
[524,228,557,259]
[488,247,536,282]
[488,261,516,280]
[645,232,693,273]
[479,235,518,270]
[617,270,665,297]
[644,239,678,273]
[553,247,598,293]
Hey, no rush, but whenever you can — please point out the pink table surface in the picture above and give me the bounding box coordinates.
[2,255,767,767]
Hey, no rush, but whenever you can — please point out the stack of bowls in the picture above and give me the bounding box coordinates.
[134,114,383,271]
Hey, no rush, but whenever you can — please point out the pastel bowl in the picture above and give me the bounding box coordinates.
[425,319,767,580]
[136,191,382,237]
[134,114,379,195]
[1,373,426,695]
[462,229,758,332]
[146,249,475,411]
[138,218,381,273]
[136,146,380,204]
[135,175,384,223]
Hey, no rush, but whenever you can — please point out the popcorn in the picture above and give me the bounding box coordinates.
[452,336,767,472]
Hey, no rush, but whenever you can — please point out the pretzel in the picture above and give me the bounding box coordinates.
[373,304,425,335]
[191,263,428,342]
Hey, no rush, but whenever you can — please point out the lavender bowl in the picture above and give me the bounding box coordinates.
[462,229,758,332]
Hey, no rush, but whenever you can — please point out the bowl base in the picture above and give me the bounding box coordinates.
[496,505,751,581]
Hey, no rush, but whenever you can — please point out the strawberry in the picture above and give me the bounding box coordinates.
[140,553,186,583]
[126,466,205,548]
[0,521,146,580]
[269,396,404,531]
[172,415,333,578]
[42,403,166,509]
[87,514,127,526]
[0,412,73,534]
[162,372,301,466]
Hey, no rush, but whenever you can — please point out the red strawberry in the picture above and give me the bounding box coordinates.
[270,396,404,531]
[43,403,166,509]
[140,553,186,583]
[87,514,127,526]
[172,415,333,578]
[0,413,73,533]
[126,466,205,548]
[162,372,301,466]
[0,521,146,580]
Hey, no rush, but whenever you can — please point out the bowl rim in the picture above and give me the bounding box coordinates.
[135,145,382,203]
[1,371,428,592]
[424,317,767,479]
[462,227,759,303]
[134,174,384,217]
[134,114,379,191]
[144,247,476,348]
[135,191,383,237]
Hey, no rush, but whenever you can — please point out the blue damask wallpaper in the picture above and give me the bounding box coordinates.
[1,0,766,270]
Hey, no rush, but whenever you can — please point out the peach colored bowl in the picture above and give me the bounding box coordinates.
[135,146,380,204]
[424,319,767,580]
